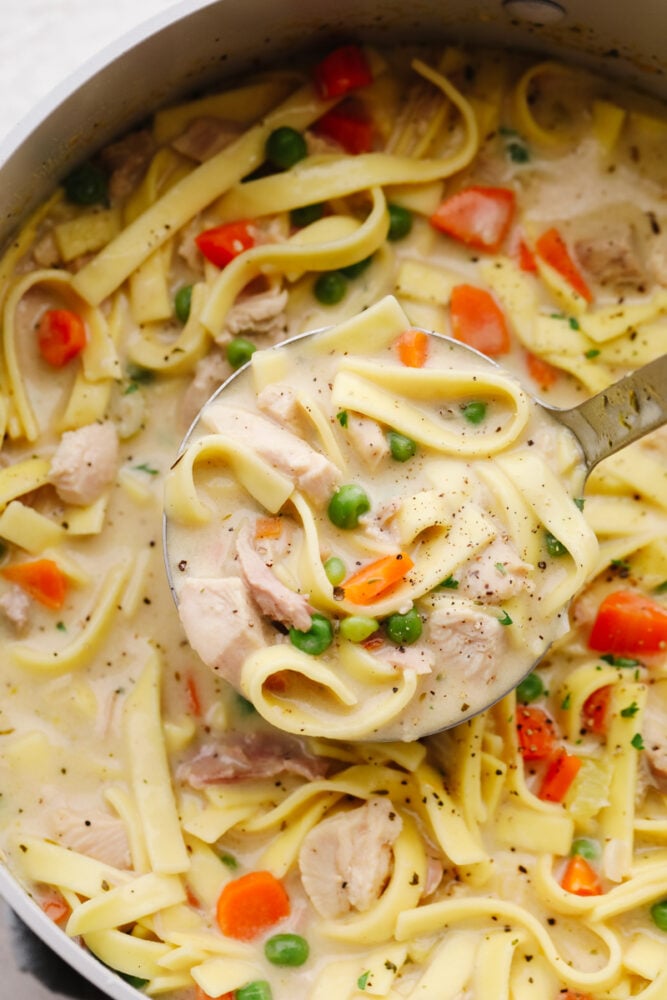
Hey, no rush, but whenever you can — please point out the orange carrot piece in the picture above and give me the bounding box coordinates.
[538,748,582,802]
[582,685,612,734]
[255,516,283,540]
[561,992,595,1000]
[37,308,87,367]
[518,238,537,272]
[1,558,67,610]
[450,284,511,356]
[185,673,202,717]
[560,854,603,896]
[535,227,593,302]
[525,350,559,389]
[516,705,557,760]
[41,892,71,925]
[216,870,290,941]
[195,989,234,1000]
[342,552,414,605]
[589,589,667,654]
[395,328,429,368]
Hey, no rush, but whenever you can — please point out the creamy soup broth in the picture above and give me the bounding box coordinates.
[0,41,665,1000]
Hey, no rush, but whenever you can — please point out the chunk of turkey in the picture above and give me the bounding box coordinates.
[49,422,119,505]
[53,808,131,869]
[458,537,533,603]
[298,798,402,919]
[219,283,288,343]
[203,405,340,504]
[177,576,269,686]
[236,521,312,631]
[171,117,243,162]
[427,597,506,685]
[0,585,31,632]
[346,413,390,470]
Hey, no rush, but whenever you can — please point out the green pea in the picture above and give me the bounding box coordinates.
[339,255,372,279]
[291,203,324,227]
[386,606,422,645]
[314,271,347,305]
[226,336,257,369]
[516,672,544,703]
[264,932,310,967]
[651,900,667,932]
[63,162,108,205]
[387,430,416,462]
[387,203,413,241]
[289,613,333,656]
[174,284,193,324]
[570,837,601,861]
[323,556,346,586]
[507,141,530,163]
[340,615,379,643]
[327,484,371,529]
[265,126,308,169]
[461,401,487,424]
[545,531,569,557]
[236,981,273,1000]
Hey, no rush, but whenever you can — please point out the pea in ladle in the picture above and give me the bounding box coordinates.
[163,320,667,741]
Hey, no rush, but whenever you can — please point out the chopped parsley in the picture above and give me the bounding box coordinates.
[438,575,459,590]
[545,531,568,558]
[600,653,642,669]
[654,580,667,595]
[620,702,640,718]
[585,348,601,359]
[561,693,572,710]
[126,363,154,384]
[336,410,349,427]
[357,971,371,990]
[498,609,513,626]
[574,497,586,511]
[133,462,159,476]
[56,621,67,632]
[218,851,239,870]
[631,733,645,750]
[610,558,631,577]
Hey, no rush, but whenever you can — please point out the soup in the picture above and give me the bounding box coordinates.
[0,40,666,1000]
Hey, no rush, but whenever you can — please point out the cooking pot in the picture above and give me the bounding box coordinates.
[1,0,666,996]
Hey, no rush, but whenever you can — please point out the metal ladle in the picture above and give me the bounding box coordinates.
[164,333,667,740]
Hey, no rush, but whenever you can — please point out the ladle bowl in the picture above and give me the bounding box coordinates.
[163,315,667,741]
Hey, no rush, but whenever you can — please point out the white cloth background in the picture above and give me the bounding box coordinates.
[0,0,182,142]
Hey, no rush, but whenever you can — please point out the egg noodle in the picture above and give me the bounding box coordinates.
[0,42,665,1000]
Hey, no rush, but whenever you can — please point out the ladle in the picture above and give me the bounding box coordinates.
[164,328,667,741]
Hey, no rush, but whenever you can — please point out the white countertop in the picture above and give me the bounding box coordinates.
[0,0,182,143]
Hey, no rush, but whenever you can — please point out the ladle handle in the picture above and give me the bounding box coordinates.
[554,353,667,472]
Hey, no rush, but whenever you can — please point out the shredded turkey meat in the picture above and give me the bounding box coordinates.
[49,421,119,506]
[179,730,331,787]
[298,798,402,918]
[236,520,312,631]
[171,116,243,162]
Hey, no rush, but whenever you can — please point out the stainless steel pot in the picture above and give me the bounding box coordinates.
[1,0,666,995]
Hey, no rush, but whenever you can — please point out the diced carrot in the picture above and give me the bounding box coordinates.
[255,516,283,540]
[518,238,537,272]
[582,685,612,734]
[342,552,414,605]
[538,748,582,802]
[589,589,667,654]
[516,705,557,760]
[535,227,593,302]
[195,220,255,268]
[394,328,429,368]
[313,45,373,99]
[560,992,595,1000]
[1,558,68,610]
[525,350,559,389]
[185,673,202,717]
[195,989,234,1000]
[313,106,373,154]
[430,185,516,253]
[450,284,511,356]
[37,308,87,367]
[41,892,71,925]
[560,854,603,896]
[185,884,201,908]
[216,870,290,941]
